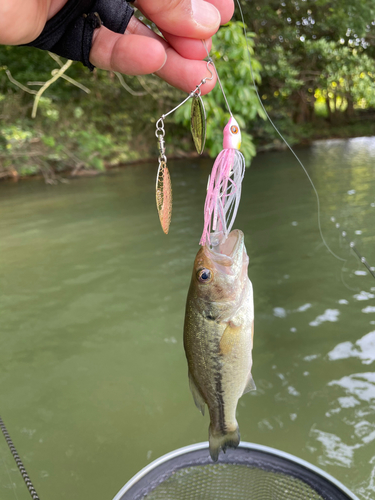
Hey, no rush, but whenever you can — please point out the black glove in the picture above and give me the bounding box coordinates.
[25,0,134,70]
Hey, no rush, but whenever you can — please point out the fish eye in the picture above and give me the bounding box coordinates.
[230,125,239,134]
[197,268,212,283]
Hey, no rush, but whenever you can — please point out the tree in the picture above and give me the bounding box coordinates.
[175,21,264,165]
[235,0,375,124]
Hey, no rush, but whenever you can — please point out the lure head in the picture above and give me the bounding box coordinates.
[223,117,241,150]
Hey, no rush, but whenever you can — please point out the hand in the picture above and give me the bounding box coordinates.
[90,0,234,94]
[0,0,234,95]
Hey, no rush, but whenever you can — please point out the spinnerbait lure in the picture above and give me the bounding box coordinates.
[155,61,213,234]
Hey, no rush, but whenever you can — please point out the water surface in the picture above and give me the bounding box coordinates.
[0,138,374,500]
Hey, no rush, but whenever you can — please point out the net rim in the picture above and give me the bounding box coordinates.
[112,442,360,500]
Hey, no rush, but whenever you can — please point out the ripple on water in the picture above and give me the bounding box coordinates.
[329,372,375,404]
[328,331,375,365]
[309,370,375,498]
[353,291,375,301]
[309,309,340,327]
[362,306,375,313]
[310,427,361,468]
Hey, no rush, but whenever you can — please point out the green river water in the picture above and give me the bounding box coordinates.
[0,138,375,500]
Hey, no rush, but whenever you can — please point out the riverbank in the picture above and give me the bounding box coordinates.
[255,112,375,152]
[2,115,375,183]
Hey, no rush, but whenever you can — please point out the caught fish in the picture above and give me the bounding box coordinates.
[184,229,255,461]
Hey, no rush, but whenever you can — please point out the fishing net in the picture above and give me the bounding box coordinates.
[113,443,359,500]
[145,463,323,500]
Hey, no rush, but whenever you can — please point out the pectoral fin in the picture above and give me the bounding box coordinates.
[242,372,256,395]
[219,322,241,356]
[188,372,205,416]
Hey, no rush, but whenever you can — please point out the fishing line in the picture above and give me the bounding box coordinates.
[235,0,347,264]
[340,262,360,292]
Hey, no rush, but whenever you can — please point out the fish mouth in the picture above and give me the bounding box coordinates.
[205,230,245,267]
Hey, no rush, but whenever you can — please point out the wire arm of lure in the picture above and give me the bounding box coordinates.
[155,59,214,164]
[158,60,214,121]
[194,60,215,93]
[201,40,233,117]
[161,94,194,121]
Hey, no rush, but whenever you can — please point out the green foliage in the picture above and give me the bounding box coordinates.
[0,47,173,178]
[2,2,375,180]
[237,0,375,49]
[0,91,137,178]
[175,22,264,166]
[310,39,375,108]
[236,0,375,127]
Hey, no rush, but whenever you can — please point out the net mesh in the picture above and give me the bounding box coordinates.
[144,463,324,500]
[116,445,355,500]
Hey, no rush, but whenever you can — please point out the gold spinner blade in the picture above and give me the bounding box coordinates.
[156,161,172,234]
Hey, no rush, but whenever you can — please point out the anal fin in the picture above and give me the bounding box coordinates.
[242,372,256,395]
[188,372,206,416]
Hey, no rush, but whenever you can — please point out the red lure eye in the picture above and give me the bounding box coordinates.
[230,125,239,134]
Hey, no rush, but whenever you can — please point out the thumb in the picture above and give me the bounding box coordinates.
[134,0,221,39]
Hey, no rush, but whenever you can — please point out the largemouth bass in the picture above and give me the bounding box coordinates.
[184,229,255,461]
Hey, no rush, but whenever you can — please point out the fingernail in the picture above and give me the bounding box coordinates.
[192,0,221,29]
[157,51,168,72]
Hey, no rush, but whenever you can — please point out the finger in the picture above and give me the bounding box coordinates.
[155,49,216,95]
[127,17,212,62]
[206,0,235,25]
[134,0,221,39]
[90,20,217,95]
[125,18,217,94]
[161,32,212,60]
[90,26,166,74]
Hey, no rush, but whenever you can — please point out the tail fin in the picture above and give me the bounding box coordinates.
[209,424,240,462]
